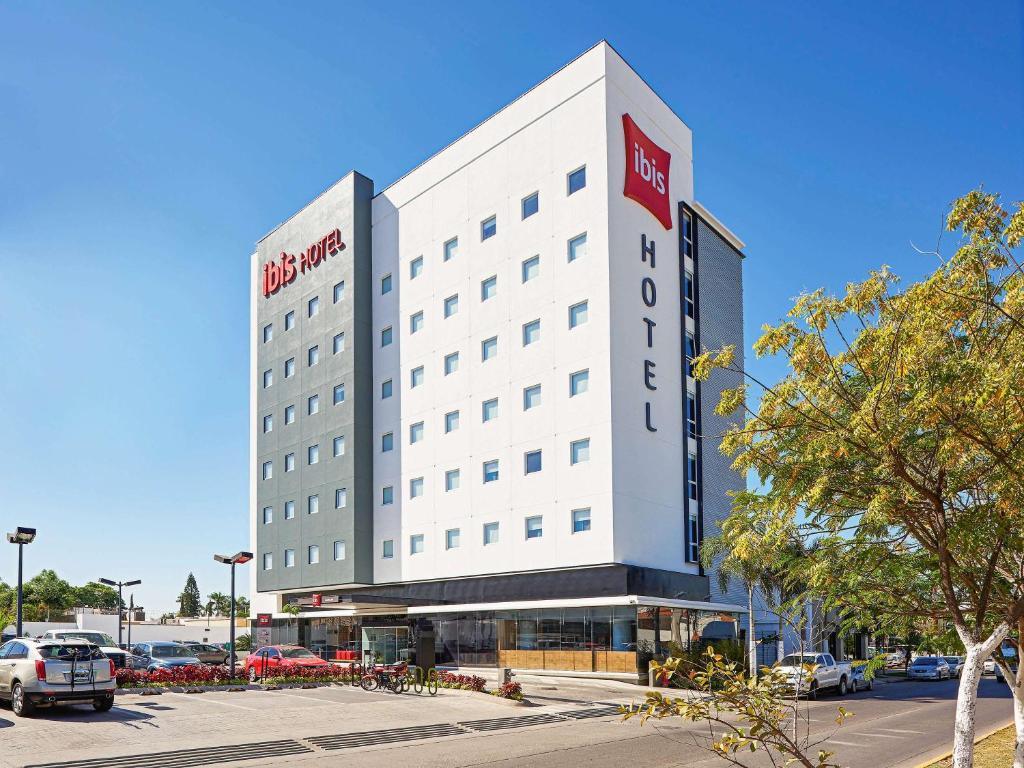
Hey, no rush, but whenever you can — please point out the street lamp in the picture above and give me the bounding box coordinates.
[98,577,141,647]
[6,527,36,638]
[127,596,142,648]
[214,551,253,675]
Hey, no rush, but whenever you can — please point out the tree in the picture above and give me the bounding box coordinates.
[696,189,1024,768]
[177,573,202,618]
[73,581,121,610]
[22,569,74,621]
[206,592,230,616]
[0,580,15,633]
[235,597,250,618]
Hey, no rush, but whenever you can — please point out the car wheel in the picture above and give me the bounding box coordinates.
[93,696,114,712]
[807,681,818,701]
[838,677,848,696]
[866,677,874,691]
[11,683,35,717]
[849,678,858,694]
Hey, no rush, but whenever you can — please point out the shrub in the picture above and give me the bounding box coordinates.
[235,633,252,651]
[494,681,523,700]
[436,671,487,692]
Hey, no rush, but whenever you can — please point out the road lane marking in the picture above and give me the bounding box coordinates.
[162,691,260,711]
[879,728,925,734]
[827,740,867,747]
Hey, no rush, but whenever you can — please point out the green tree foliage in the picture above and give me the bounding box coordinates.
[177,573,202,618]
[206,592,230,616]
[235,596,250,618]
[696,189,1024,768]
[22,569,74,620]
[73,581,121,610]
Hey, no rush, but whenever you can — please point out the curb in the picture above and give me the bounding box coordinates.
[905,719,1014,768]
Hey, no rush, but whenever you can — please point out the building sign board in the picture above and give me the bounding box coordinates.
[262,228,345,297]
[622,114,672,230]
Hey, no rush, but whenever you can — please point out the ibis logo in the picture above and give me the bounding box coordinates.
[622,113,672,230]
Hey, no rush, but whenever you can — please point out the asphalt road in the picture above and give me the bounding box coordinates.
[0,674,1012,768]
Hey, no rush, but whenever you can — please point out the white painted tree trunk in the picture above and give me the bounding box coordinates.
[951,622,1009,768]
[1011,673,1024,768]
[747,583,757,680]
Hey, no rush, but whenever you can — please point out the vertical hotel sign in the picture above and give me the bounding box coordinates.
[262,228,345,297]
[622,114,672,432]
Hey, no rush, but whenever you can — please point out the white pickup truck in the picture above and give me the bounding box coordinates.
[41,630,135,670]
[776,652,854,698]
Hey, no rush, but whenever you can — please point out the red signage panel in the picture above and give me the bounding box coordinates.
[262,228,346,297]
[256,613,272,627]
[622,114,672,230]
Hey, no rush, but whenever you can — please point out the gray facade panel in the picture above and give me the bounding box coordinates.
[254,172,374,594]
[694,219,746,607]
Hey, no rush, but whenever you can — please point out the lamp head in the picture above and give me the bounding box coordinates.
[98,578,117,587]
[6,527,36,545]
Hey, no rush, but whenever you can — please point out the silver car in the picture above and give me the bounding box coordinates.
[0,638,116,716]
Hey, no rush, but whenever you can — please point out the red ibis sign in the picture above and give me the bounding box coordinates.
[622,114,672,230]
[262,228,345,297]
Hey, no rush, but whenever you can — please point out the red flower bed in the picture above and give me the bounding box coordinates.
[436,671,487,692]
[495,681,523,700]
[116,664,351,688]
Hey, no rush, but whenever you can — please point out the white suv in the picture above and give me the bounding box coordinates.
[0,638,116,716]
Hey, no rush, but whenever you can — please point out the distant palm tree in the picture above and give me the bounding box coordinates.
[207,592,230,616]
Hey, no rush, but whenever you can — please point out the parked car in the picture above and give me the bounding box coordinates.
[41,629,142,670]
[178,642,229,665]
[942,656,965,678]
[994,661,1018,684]
[130,642,202,671]
[776,652,854,698]
[907,656,951,680]
[245,645,329,681]
[850,664,875,692]
[984,657,996,674]
[0,638,115,717]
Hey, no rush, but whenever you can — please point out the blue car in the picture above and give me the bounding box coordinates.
[130,641,202,671]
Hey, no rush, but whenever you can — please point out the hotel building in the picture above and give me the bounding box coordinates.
[249,41,746,679]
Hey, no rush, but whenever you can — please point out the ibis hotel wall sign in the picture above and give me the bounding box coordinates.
[262,228,345,297]
[622,114,672,230]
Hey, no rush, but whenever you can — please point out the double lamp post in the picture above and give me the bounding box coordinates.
[214,551,252,673]
[98,577,142,647]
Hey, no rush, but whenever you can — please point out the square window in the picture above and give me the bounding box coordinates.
[522,192,539,219]
[411,366,424,388]
[285,452,295,472]
[382,379,393,399]
[382,540,394,559]
[308,394,319,415]
[263,369,273,388]
[567,165,586,195]
[410,534,424,554]
[444,410,460,433]
[335,488,347,508]
[307,494,318,514]
[333,383,345,405]
[483,522,499,545]
[333,281,345,303]
[334,541,346,561]
[444,352,459,375]
[308,345,319,366]
[382,432,394,452]
[284,358,295,378]
[262,552,273,570]
[381,326,393,347]
[308,545,319,565]
[446,528,460,550]
[308,444,319,465]
[284,404,296,424]
[522,319,540,346]
[524,450,542,474]
[410,477,424,498]
[284,500,295,519]
[521,255,540,282]
[382,485,394,505]
[481,398,498,422]
[443,294,459,318]
[410,256,424,279]
[308,296,320,317]
[410,421,424,444]
[481,336,498,361]
[263,414,273,433]
[570,438,590,465]
[525,516,543,539]
[572,508,592,533]
[445,469,460,491]
[381,274,392,295]
[262,506,272,524]
[481,215,497,241]
[481,275,497,301]
[285,548,295,567]
[570,369,589,397]
[333,332,345,354]
[333,435,345,456]
[284,310,295,331]
[569,301,588,328]
[523,384,541,410]
[263,324,273,343]
[483,459,499,483]
[443,237,458,261]
[684,271,694,318]
[568,232,588,262]
[410,311,424,333]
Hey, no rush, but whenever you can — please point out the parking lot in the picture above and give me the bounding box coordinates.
[0,675,1013,768]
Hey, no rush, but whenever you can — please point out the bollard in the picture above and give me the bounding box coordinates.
[502,668,514,685]
[648,661,658,688]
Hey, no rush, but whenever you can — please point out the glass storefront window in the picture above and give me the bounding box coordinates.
[591,608,612,651]
[561,609,589,650]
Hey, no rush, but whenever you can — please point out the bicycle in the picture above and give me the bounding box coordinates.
[360,661,407,693]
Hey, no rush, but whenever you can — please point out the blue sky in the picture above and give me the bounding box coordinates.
[1,2,1021,615]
